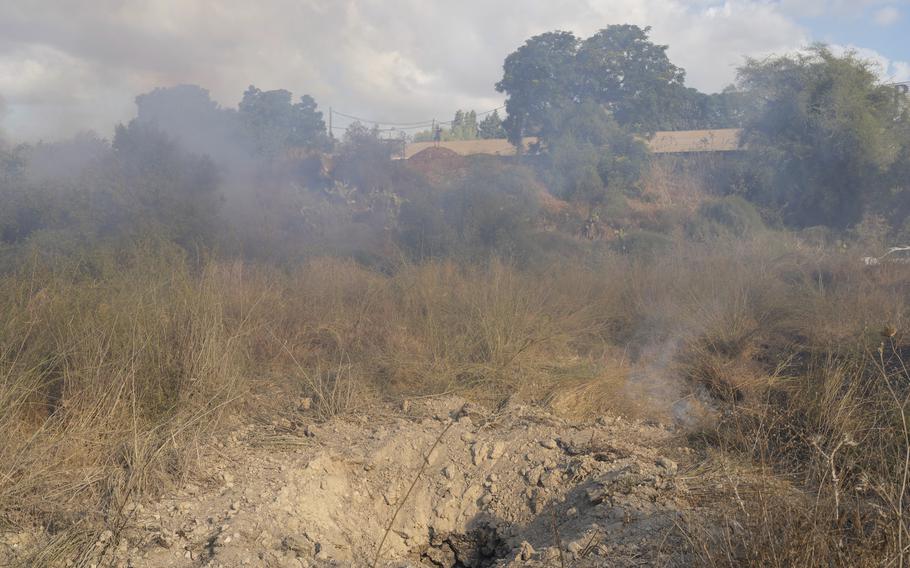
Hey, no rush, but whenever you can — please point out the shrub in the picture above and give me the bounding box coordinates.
[687,195,765,240]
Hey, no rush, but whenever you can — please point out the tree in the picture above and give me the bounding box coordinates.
[334,122,406,195]
[496,30,581,145]
[110,121,222,245]
[737,46,909,228]
[238,86,329,157]
[543,102,650,205]
[575,25,685,133]
[496,26,692,142]
[135,85,241,162]
[478,110,506,139]
[448,110,478,140]
[413,110,482,142]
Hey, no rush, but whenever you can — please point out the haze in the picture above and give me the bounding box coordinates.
[2,0,908,141]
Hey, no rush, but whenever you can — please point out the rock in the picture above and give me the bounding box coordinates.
[600,505,622,520]
[586,485,607,504]
[488,441,505,460]
[518,541,535,561]
[283,535,309,553]
[525,466,544,486]
[541,438,558,449]
[541,470,562,488]
[401,399,411,413]
[471,442,488,465]
[566,506,578,517]
[424,542,457,566]
[530,492,545,513]
[656,457,678,474]
[543,546,560,561]
[443,465,456,480]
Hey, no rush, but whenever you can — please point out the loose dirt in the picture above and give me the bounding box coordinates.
[5,397,709,567]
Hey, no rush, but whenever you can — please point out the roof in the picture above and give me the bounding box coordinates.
[402,138,539,159]
[402,129,743,160]
[646,129,743,153]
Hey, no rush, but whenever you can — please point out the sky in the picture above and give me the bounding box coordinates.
[0,0,908,141]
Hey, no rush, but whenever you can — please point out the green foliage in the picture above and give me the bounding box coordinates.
[238,86,329,157]
[478,110,506,139]
[110,122,222,246]
[496,25,717,143]
[1,124,223,259]
[414,109,487,142]
[334,122,411,194]
[541,102,650,205]
[451,110,478,140]
[737,46,909,228]
[687,195,765,240]
[396,162,541,262]
[0,145,64,246]
[611,230,673,256]
[496,30,580,145]
[135,85,243,161]
[575,25,685,133]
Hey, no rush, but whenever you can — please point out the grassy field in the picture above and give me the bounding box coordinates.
[1,233,909,565]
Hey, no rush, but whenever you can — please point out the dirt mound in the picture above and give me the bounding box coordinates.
[408,147,466,164]
[404,147,469,185]
[3,397,702,567]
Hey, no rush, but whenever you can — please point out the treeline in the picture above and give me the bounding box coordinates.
[412,109,506,142]
[2,26,910,273]
[495,27,910,232]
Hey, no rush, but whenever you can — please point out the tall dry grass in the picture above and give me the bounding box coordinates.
[1,234,909,566]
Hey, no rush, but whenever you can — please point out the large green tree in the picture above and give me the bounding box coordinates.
[238,86,330,157]
[478,110,506,139]
[135,85,241,161]
[110,122,222,245]
[495,30,580,145]
[575,25,685,132]
[496,25,696,143]
[738,46,909,228]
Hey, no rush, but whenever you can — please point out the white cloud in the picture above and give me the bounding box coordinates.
[828,44,910,82]
[873,6,902,25]
[0,0,894,141]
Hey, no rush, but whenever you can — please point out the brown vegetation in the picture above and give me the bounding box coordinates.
[1,234,909,566]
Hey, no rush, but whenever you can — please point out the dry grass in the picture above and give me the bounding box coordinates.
[2,234,910,565]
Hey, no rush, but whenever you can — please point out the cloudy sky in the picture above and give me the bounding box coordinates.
[1,0,908,141]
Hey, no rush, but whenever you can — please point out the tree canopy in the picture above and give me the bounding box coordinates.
[238,86,330,157]
[737,46,909,228]
[496,25,708,143]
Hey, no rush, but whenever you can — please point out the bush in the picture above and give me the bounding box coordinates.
[612,229,674,256]
[687,195,765,240]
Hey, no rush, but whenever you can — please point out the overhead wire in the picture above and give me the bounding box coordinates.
[330,105,506,131]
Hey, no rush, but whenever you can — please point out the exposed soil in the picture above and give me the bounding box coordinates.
[3,397,707,567]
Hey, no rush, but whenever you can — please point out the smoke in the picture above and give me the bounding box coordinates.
[0,0,861,141]
[0,94,7,143]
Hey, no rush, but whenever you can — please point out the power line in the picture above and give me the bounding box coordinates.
[329,105,505,131]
